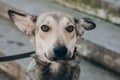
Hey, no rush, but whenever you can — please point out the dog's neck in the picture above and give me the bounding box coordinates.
[33,53,80,80]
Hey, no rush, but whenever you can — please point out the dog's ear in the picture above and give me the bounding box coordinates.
[74,18,96,36]
[8,10,37,36]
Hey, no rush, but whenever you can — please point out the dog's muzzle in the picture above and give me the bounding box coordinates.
[45,46,77,62]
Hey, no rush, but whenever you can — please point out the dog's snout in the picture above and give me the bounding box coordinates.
[53,45,68,58]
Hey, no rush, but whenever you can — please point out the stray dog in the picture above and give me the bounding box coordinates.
[8,10,96,80]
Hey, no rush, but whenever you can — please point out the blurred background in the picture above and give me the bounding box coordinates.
[0,0,120,80]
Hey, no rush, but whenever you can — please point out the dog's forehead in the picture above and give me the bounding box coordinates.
[37,12,74,25]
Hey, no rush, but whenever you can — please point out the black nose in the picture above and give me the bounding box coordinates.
[53,45,68,58]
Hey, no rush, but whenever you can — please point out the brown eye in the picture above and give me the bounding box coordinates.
[41,25,49,32]
[66,25,74,32]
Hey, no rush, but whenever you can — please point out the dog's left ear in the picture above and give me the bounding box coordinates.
[74,18,96,36]
[8,10,37,36]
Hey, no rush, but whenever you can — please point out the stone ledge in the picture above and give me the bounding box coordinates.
[54,0,120,25]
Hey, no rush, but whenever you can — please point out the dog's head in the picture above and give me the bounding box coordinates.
[8,10,96,62]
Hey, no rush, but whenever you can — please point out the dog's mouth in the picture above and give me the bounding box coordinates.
[44,52,76,62]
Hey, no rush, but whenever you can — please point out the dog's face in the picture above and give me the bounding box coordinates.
[8,10,96,62]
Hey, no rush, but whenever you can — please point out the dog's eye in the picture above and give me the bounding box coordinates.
[41,25,49,32]
[66,25,74,32]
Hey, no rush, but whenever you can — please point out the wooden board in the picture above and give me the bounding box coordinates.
[76,38,120,74]
[0,52,26,80]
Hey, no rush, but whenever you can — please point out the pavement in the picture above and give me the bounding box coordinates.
[0,0,120,80]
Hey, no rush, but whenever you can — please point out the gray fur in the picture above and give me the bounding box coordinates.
[26,53,81,80]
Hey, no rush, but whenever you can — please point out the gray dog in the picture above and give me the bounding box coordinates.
[8,10,96,80]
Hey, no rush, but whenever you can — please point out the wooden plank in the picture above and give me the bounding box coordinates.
[0,52,26,80]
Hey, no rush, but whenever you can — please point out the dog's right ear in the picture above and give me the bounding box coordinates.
[74,18,96,36]
[8,10,37,36]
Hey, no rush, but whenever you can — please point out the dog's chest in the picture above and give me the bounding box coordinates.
[35,62,80,80]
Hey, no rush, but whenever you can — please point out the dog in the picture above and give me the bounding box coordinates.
[8,10,96,80]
